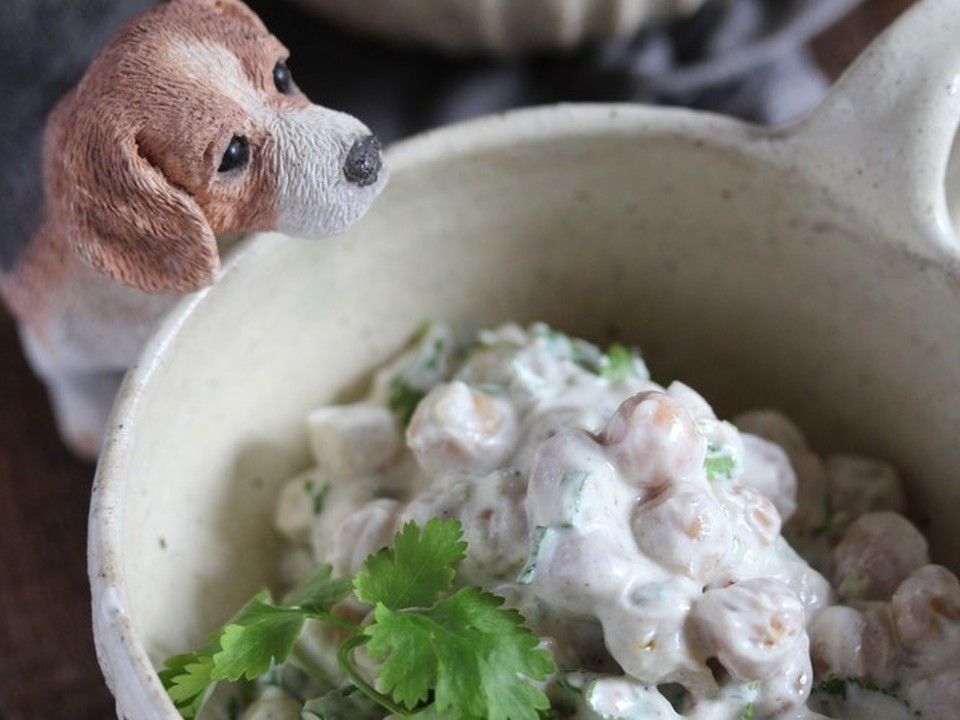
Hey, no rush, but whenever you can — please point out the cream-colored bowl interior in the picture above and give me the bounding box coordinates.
[90,4,960,716]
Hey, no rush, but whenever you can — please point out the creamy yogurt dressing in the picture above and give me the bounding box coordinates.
[269,323,960,720]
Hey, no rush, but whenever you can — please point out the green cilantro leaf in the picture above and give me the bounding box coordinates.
[211,602,306,681]
[159,591,272,717]
[354,518,467,610]
[364,586,555,720]
[705,454,736,481]
[283,564,353,612]
[362,611,438,710]
[160,565,351,716]
[159,652,216,718]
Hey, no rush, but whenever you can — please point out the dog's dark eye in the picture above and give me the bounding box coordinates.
[273,61,293,94]
[218,135,249,173]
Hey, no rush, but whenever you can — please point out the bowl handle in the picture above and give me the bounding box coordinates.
[789,0,960,255]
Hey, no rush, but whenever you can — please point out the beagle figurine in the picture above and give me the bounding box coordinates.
[0,0,386,459]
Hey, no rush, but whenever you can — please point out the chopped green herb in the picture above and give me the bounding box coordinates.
[559,471,590,528]
[818,677,853,698]
[517,526,550,585]
[424,338,446,372]
[704,443,737,481]
[377,323,453,425]
[811,511,850,538]
[387,377,426,426]
[532,325,602,373]
[810,494,851,538]
[469,382,509,396]
[598,344,636,381]
[811,677,920,718]
[569,338,605,373]
[531,324,563,343]
[304,479,331,516]
[532,324,643,379]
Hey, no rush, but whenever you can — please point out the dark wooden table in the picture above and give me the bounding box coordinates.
[0,0,917,717]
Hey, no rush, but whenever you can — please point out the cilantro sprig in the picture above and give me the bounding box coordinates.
[160,519,555,720]
[159,567,354,717]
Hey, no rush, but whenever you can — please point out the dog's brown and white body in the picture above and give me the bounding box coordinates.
[0,0,386,458]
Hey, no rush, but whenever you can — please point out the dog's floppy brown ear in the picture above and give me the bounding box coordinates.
[52,96,220,294]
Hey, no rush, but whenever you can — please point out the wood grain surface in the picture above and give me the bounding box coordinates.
[0,0,918,718]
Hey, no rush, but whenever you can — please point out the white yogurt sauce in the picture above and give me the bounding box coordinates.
[270,323,960,720]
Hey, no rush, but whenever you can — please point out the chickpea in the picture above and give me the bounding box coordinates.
[631,483,733,585]
[831,512,928,601]
[738,433,797,522]
[602,390,706,489]
[823,454,905,519]
[890,564,960,660]
[328,498,401,576]
[809,602,900,687]
[715,483,783,549]
[904,669,960,718]
[306,403,401,477]
[691,578,807,681]
[407,381,518,476]
[808,605,869,679]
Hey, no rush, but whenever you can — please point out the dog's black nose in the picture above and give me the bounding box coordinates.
[343,135,382,187]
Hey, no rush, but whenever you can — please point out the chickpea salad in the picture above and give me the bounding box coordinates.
[165,323,960,720]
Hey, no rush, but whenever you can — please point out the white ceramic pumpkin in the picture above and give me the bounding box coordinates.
[285,0,706,55]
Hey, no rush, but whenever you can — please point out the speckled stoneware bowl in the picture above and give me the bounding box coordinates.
[90,0,959,717]
[285,0,705,55]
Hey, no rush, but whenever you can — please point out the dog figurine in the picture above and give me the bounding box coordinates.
[0,0,387,459]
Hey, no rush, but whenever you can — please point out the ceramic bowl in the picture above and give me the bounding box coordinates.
[89,0,960,717]
[284,0,705,56]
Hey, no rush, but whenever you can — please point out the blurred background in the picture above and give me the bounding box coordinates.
[0,0,917,717]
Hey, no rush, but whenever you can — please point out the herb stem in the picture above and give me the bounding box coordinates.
[336,634,412,716]
[306,610,363,634]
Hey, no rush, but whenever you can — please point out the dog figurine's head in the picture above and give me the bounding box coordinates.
[46,0,386,293]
